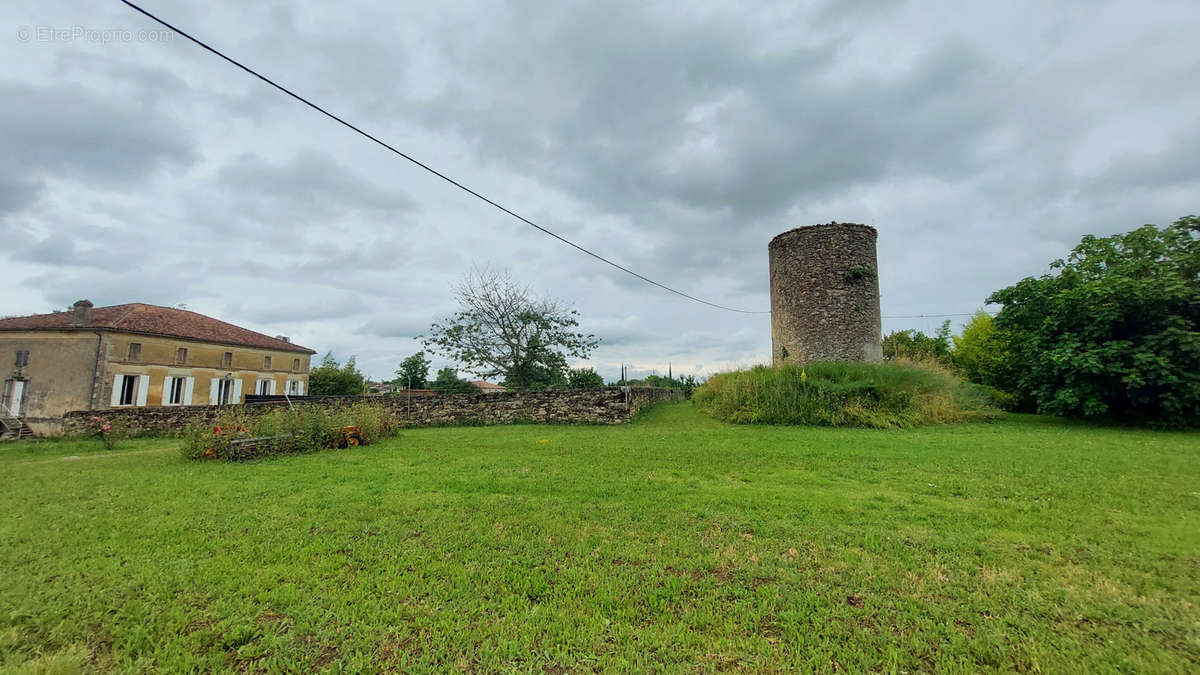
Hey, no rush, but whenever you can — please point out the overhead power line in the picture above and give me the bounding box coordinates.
[118,1,769,315]
[881,312,991,319]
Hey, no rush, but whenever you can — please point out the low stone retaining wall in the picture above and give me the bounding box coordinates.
[61,387,682,436]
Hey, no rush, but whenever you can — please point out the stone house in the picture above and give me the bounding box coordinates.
[0,300,315,435]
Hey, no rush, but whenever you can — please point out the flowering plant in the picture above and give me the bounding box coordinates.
[90,416,119,450]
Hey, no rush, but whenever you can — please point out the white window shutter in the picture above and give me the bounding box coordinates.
[110,374,123,406]
[136,375,150,406]
[232,378,243,404]
[297,380,304,396]
[209,378,219,405]
[268,379,276,395]
[162,376,174,405]
[183,377,195,406]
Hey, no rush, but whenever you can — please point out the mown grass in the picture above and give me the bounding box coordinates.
[1,403,1197,672]
[694,361,997,428]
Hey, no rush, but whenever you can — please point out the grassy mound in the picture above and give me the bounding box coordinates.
[693,361,997,428]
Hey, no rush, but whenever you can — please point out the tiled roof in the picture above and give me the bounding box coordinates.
[0,303,315,354]
[471,380,506,390]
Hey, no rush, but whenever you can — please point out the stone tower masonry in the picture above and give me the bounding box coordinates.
[769,222,883,364]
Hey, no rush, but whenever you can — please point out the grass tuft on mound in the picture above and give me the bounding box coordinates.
[693,361,998,428]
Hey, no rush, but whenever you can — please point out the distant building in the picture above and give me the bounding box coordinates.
[472,380,506,393]
[0,300,315,435]
[366,380,399,395]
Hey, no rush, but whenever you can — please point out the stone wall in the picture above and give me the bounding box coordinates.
[60,387,683,436]
[769,222,883,364]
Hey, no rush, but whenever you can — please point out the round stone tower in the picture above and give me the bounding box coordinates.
[769,222,882,364]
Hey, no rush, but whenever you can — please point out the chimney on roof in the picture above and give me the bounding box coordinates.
[275,335,290,343]
[72,299,93,326]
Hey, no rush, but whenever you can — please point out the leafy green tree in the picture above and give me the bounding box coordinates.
[499,346,569,389]
[394,351,431,389]
[643,373,703,398]
[950,312,1013,386]
[643,374,673,388]
[567,368,605,388]
[882,321,953,363]
[676,374,701,399]
[424,269,599,389]
[430,367,481,393]
[987,216,1200,426]
[307,352,367,396]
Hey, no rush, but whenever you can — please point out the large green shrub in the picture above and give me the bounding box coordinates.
[567,368,605,388]
[693,362,997,428]
[949,311,1023,410]
[430,367,481,393]
[987,216,1200,426]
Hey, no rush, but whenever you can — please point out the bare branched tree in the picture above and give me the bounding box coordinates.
[423,269,599,388]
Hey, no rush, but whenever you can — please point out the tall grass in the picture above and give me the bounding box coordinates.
[693,360,998,428]
[180,403,398,460]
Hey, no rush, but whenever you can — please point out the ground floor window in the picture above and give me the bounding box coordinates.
[119,375,137,406]
[167,377,185,405]
[110,374,147,407]
[257,378,274,395]
[163,376,194,406]
[217,378,233,405]
[209,377,241,405]
[287,379,303,395]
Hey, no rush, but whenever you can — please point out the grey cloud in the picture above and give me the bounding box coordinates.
[224,298,364,325]
[30,268,215,311]
[0,81,194,215]
[215,150,417,220]
[1084,132,1200,196]
[580,316,656,347]
[356,313,434,339]
[812,0,909,26]
[21,234,125,272]
[430,18,984,214]
[0,171,40,215]
[399,11,1003,290]
[51,51,192,109]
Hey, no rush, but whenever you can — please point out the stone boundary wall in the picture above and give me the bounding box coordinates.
[60,387,683,436]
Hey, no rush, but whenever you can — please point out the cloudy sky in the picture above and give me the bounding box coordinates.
[3,1,1197,381]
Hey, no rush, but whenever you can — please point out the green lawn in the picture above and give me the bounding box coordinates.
[1,403,1197,673]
